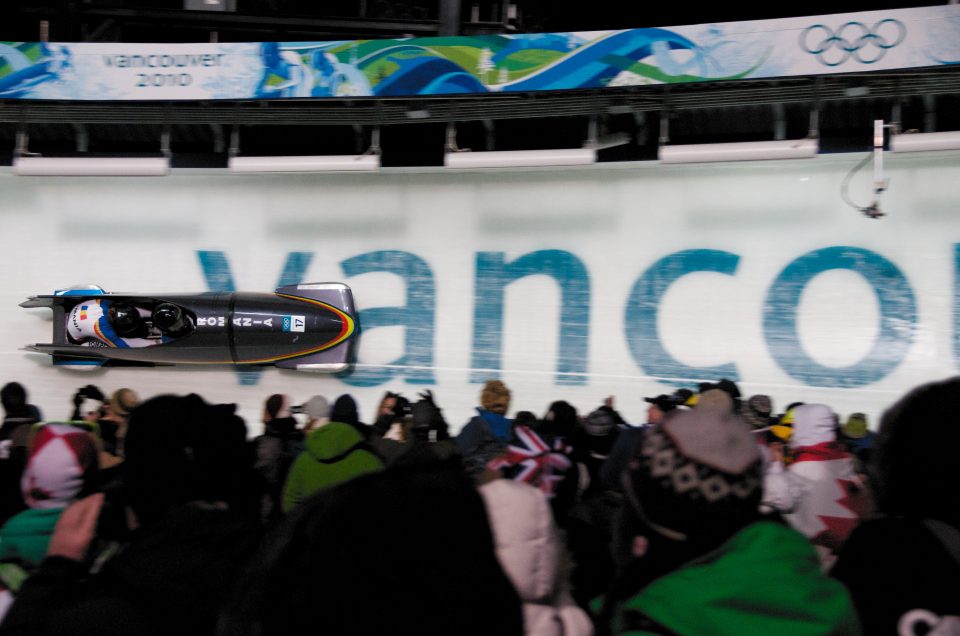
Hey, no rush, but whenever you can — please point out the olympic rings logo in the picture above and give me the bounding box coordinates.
[800,19,906,66]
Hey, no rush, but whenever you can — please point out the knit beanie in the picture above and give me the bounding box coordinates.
[700,378,740,412]
[330,394,359,426]
[21,423,99,509]
[695,389,734,413]
[480,380,511,415]
[841,413,868,439]
[624,408,762,543]
[742,394,774,429]
[583,408,617,437]
[301,395,330,420]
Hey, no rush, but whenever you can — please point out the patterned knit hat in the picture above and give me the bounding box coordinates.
[21,423,98,509]
[624,408,762,542]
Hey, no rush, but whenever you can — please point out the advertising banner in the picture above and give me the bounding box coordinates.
[1,5,958,101]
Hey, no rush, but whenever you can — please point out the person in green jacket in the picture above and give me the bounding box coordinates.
[282,421,383,513]
[599,405,860,636]
[0,423,99,567]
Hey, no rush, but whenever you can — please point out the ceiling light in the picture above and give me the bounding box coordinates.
[13,156,171,176]
[228,154,381,173]
[444,148,596,169]
[659,138,818,164]
[890,131,960,153]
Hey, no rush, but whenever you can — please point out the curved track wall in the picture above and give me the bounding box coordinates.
[1,152,957,431]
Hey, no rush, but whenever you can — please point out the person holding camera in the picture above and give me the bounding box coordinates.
[68,386,135,473]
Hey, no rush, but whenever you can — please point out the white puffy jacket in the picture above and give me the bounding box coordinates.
[479,479,593,636]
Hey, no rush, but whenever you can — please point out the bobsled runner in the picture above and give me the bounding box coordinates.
[20,283,358,372]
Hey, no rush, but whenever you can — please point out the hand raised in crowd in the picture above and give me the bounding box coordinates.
[48,492,105,562]
[418,389,436,406]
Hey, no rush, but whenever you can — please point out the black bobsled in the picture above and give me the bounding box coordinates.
[20,283,358,372]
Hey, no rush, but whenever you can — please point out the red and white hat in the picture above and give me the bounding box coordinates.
[21,423,98,509]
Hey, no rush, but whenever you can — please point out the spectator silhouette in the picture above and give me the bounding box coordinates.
[833,377,960,634]
[457,380,514,478]
[220,459,523,636]
[0,383,43,525]
[253,394,304,524]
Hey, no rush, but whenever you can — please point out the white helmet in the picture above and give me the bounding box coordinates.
[66,299,107,343]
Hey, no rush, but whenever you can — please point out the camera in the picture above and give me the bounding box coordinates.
[72,385,107,421]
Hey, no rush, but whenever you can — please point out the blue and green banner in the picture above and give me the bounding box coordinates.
[1,5,958,101]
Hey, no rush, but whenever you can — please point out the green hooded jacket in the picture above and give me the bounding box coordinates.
[611,521,861,636]
[0,507,64,567]
[282,422,383,513]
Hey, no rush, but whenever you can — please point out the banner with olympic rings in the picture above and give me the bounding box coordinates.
[1,4,958,100]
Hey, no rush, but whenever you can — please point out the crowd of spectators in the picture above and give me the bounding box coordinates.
[0,374,957,635]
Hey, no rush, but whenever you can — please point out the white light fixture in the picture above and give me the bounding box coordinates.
[658,138,818,164]
[890,131,960,153]
[228,154,381,173]
[444,148,597,169]
[13,156,171,176]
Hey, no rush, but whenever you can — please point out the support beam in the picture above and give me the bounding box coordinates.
[438,0,461,36]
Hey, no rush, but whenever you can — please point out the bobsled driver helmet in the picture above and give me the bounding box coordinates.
[108,303,143,337]
[67,300,107,342]
[152,303,190,336]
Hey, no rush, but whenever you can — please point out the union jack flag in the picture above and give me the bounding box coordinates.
[488,426,573,499]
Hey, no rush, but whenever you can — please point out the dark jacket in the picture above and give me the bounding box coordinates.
[252,417,304,522]
[0,417,38,525]
[0,504,261,636]
[219,459,523,636]
[456,409,512,477]
[832,517,960,635]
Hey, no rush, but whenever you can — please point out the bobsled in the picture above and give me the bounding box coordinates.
[20,283,358,372]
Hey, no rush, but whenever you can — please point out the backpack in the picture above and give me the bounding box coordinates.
[462,418,508,478]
